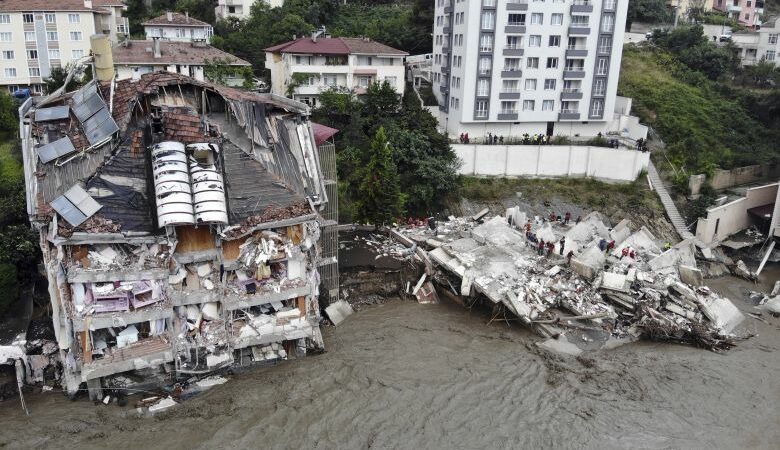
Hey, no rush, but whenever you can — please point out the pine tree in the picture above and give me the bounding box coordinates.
[355,127,404,225]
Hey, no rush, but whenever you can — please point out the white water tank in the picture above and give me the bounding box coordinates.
[152,141,195,226]
[187,143,228,225]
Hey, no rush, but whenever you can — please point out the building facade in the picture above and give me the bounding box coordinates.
[431,0,629,139]
[143,12,214,44]
[731,16,779,65]
[215,0,285,20]
[712,0,764,28]
[265,36,407,108]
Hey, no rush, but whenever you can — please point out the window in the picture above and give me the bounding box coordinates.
[480,34,493,52]
[551,13,563,25]
[747,1,752,5]
[72,49,84,59]
[358,76,372,87]
[531,13,543,25]
[523,100,535,111]
[506,36,522,49]
[23,13,34,24]
[0,32,11,42]
[524,79,537,90]
[744,14,748,21]
[70,31,82,41]
[295,55,313,65]
[571,16,588,27]
[358,56,373,65]
[500,101,516,114]
[598,36,612,54]
[481,11,495,30]
[591,99,604,117]
[479,56,492,75]
[542,100,554,111]
[456,55,462,67]
[544,79,556,90]
[604,0,616,9]
[477,79,490,96]
[323,74,338,86]
[384,76,397,87]
[27,50,37,60]
[529,35,541,47]
[596,58,608,75]
[29,67,40,77]
[549,35,560,47]
[68,13,80,24]
[593,78,605,96]
[766,50,776,61]
[0,14,9,24]
[25,32,36,42]
[44,13,56,23]
[508,14,525,26]
[47,31,58,41]
[1,50,13,60]
[601,14,615,33]
[769,34,778,44]
[475,100,488,118]
[504,58,520,70]
[526,57,539,68]
[502,80,518,92]
[175,28,185,38]
[546,57,558,69]
[49,49,60,59]
[4,68,16,78]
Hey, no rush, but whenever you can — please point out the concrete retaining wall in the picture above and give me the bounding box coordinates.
[695,183,778,244]
[689,164,780,194]
[453,144,650,182]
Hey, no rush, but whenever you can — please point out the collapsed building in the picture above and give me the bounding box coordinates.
[17,71,338,399]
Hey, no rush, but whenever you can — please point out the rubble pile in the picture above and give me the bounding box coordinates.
[221,201,313,239]
[58,215,122,236]
[389,209,748,351]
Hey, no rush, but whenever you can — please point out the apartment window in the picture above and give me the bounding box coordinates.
[768,34,778,44]
[47,31,58,41]
[25,32,36,42]
[601,14,615,33]
[29,67,40,77]
[544,79,556,90]
[551,13,563,26]
[475,100,488,118]
[68,13,80,24]
[571,16,588,27]
[477,79,490,96]
[591,99,604,117]
[529,35,541,47]
[295,55,313,65]
[540,100,553,111]
[506,36,522,49]
[358,56,373,65]
[45,13,56,23]
[479,56,492,75]
[549,35,561,47]
[323,74,338,87]
[0,14,9,24]
[593,78,605,95]
[482,0,496,6]
[23,13,34,24]
[456,55,462,67]
[523,100,535,111]
[598,36,612,54]
[504,58,520,70]
[175,28,186,38]
[766,50,776,61]
[531,13,543,25]
[525,79,537,90]
[500,101,516,114]
[546,57,558,69]
[27,50,37,60]
[72,49,84,59]
[4,68,16,78]
[458,34,464,46]
[481,11,495,30]
[604,0,616,9]
[596,58,608,75]
[358,76,372,87]
[526,57,539,68]
[49,49,60,59]
[0,33,11,42]
[0,51,14,61]
[502,80,518,92]
[744,14,749,21]
[508,14,526,26]
[70,31,82,41]
[480,34,493,52]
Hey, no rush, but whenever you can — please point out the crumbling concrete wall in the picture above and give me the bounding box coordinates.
[689,164,780,195]
[696,182,779,245]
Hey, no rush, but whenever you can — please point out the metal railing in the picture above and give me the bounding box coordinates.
[501,88,521,93]
[500,109,518,115]
[562,88,581,93]
[567,45,587,50]
[560,109,579,114]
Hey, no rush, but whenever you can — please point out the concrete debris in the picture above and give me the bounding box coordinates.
[678,265,704,287]
[771,281,780,297]
[734,260,756,280]
[325,300,354,326]
[148,396,178,414]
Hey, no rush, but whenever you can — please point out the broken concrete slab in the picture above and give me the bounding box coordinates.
[648,240,696,273]
[678,265,704,287]
[148,396,178,414]
[325,300,354,326]
[537,334,583,356]
[696,296,745,334]
[601,272,629,293]
[571,246,606,280]
[734,260,755,280]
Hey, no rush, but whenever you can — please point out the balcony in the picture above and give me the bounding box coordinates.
[503,46,524,56]
[478,69,492,77]
[474,111,489,120]
[501,69,523,77]
[571,1,594,13]
[592,89,606,97]
[443,26,451,34]
[563,69,586,78]
[566,46,588,57]
[439,84,449,93]
[442,46,451,54]
[479,46,494,54]
[481,0,496,9]
[559,110,581,120]
[728,5,741,12]
[499,89,521,99]
[498,111,519,120]
[476,90,490,98]
[444,5,453,13]
[560,89,583,100]
[506,0,529,11]
[505,24,527,34]
[441,65,450,73]
[568,26,591,35]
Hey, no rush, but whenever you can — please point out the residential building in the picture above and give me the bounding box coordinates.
[712,0,764,28]
[265,34,408,107]
[111,39,251,85]
[143,12,214,44]
[431,0,630,139]
[18,69,335,399]
[92,0,130,43]
[0,0,114,94]
[215,0,285,20]
[731,16,780,65]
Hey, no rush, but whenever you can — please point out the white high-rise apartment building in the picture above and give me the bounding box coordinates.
[432,0,627,138]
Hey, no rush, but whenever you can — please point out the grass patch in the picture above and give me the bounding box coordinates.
[0,140,22,183]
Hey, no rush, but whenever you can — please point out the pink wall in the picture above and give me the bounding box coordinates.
[712,0,764,28]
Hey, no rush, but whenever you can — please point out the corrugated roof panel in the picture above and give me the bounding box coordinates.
[34,105,70,122]
[37,137,76,164]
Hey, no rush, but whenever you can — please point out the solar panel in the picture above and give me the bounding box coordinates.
[73,92,105,123]
[34,106,70,122]
[83,108,119,145]
[37,137,76,164]
[71,79,96,104]
[50,185,103,227]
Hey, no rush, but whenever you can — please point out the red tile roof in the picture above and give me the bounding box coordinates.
[265,37,408,56]
[142,12,210,27]
[0,0,100,11]
[112,40,250,66]
[311,122,339,146]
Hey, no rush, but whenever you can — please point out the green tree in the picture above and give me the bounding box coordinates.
[0,92,18,135]
[175,0,216,25]
[43,65,84,94]
[626,0,673,30]
[354,127,404,225]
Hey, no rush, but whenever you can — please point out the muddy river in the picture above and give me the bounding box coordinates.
[1,272,779,449]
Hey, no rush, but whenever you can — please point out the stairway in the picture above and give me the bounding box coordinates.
[647,162,701,245]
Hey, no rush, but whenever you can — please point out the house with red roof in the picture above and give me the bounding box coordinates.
[264,32,408,107]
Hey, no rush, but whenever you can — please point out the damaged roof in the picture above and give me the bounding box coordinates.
[112,41,250,67]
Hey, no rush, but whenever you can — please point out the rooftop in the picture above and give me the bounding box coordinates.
[112,40,251,66]
[265,37,408,56]
[142,12,211,27]
[0,0,100,12]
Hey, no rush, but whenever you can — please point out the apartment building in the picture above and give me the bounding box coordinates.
[731,16,780,65]
[143,12,213,43]
[712,0,765,28]
[432,0,628,138]
[265,35,407,107]
[215,0,285,20]
[0,1,107,94]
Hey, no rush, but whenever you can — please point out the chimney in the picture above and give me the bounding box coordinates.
[90,34,114,81]
[152,37,161,58]
[166,11,173,22]
[84,0,92,8]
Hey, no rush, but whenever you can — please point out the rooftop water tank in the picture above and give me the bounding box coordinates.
[187,143,228,225]
[152,141,195,227]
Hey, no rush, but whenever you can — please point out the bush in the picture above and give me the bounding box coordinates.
[0,263,18,314]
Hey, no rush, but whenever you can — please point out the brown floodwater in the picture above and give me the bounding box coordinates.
[1,273,779,449]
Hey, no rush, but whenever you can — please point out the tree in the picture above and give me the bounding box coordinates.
[43,65,84,94]
[0,92,17,135]
[204,58,255,88]
[626,0,673,31]
[354,127,404,225]
[175,0,216,25]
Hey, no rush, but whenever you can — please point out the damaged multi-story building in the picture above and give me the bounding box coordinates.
[17,67,339,399]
